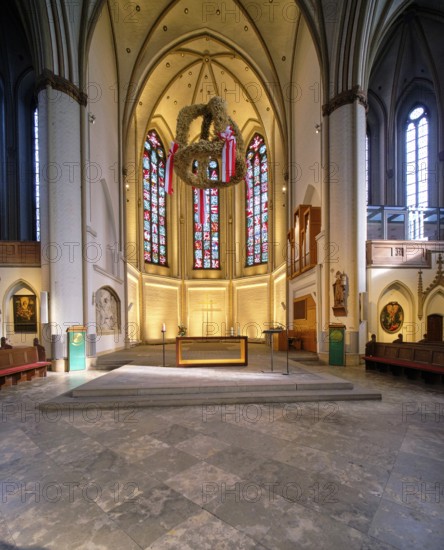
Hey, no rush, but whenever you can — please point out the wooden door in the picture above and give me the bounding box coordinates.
[427,314,443,342]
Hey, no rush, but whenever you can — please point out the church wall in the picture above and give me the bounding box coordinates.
[270,119,288,273]
[288,16,322,347]
[233,275,270,339]
[143,276,181,342]
[87,7,125,355]
[124,112,138,269]
[273,266,287,328]
[127,265,141,344]
[366,252,444,343]
[185,282,230,337]
[291,18,322,210]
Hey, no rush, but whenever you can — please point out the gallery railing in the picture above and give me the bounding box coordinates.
[367,206,444,241]
[0,241,41,266]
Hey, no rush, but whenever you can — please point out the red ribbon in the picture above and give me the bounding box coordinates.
[198,188,207,225]
[219,126,236,182]
[165,141,178,195]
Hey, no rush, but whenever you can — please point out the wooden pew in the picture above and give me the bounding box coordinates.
[0,347,51,389]
[364,342,444,383]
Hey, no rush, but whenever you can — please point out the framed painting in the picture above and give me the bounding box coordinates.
[380,301,404,333]
[13,294,37,332]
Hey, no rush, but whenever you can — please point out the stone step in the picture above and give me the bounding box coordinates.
[72,380,354,397]
[40,388,381,410]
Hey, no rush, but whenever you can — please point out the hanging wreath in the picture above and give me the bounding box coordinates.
[166,96,246,190]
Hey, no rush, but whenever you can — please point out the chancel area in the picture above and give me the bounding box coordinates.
[1,1,444,547]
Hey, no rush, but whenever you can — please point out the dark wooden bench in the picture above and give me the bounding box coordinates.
[364,342,444,383]
[0,347,51,389]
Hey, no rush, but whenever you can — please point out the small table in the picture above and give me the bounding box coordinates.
[262,329,284,372]
[175,336,248,367]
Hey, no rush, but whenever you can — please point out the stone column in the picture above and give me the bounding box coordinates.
[322,89,367,365]
[38,79,85,370]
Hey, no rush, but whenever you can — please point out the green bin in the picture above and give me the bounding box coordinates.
[67,326,86,371]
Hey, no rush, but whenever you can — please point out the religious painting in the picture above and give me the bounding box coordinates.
[13,294,37,332]
[380,301,404,333]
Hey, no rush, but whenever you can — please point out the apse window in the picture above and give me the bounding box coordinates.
[245,133,268,266]
[143,130,168,265]
[193,160,220,269]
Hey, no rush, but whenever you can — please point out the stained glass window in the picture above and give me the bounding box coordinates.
[33,107,40,241]
[143,130,167,265]
[365,130,369,205]
[245,133,268,266]
[193,160,220,269]
[405,105,428,208]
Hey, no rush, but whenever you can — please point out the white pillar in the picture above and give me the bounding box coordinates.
[38,87,83,368]
[326,100,367,365]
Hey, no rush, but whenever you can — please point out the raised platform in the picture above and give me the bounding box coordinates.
[38,360,382,410]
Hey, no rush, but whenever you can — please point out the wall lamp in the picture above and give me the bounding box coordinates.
[88,113,96,124]
[315,123,321,134]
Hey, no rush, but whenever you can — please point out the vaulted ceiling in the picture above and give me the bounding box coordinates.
[12,0,441,141]
[109,0,302,144]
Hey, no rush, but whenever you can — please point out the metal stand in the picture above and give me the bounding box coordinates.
[161,328,166,367]
[262,329,283,372]
[282,333,290,375]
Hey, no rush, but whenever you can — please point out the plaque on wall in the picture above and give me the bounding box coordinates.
[380,301,404,333]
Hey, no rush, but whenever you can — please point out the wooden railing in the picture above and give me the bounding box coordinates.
[0,241,41,266]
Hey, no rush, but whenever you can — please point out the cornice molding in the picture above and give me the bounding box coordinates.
[36,69,87,106]
[322,86,368,117]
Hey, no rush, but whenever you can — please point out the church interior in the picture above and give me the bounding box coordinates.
[1,0,444,548]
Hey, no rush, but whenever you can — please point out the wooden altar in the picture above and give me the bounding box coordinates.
[175,336,248,367]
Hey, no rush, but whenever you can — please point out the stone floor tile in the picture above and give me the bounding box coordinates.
[146,509,266,550]
[107,483,201,548]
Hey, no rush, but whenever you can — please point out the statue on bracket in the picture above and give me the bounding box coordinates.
[332,271,347,316]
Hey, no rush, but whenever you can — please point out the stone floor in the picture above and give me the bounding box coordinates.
[1,344,444,549]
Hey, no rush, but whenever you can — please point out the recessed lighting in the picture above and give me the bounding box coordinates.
[126,47,131,53]
[163,25,167,31]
